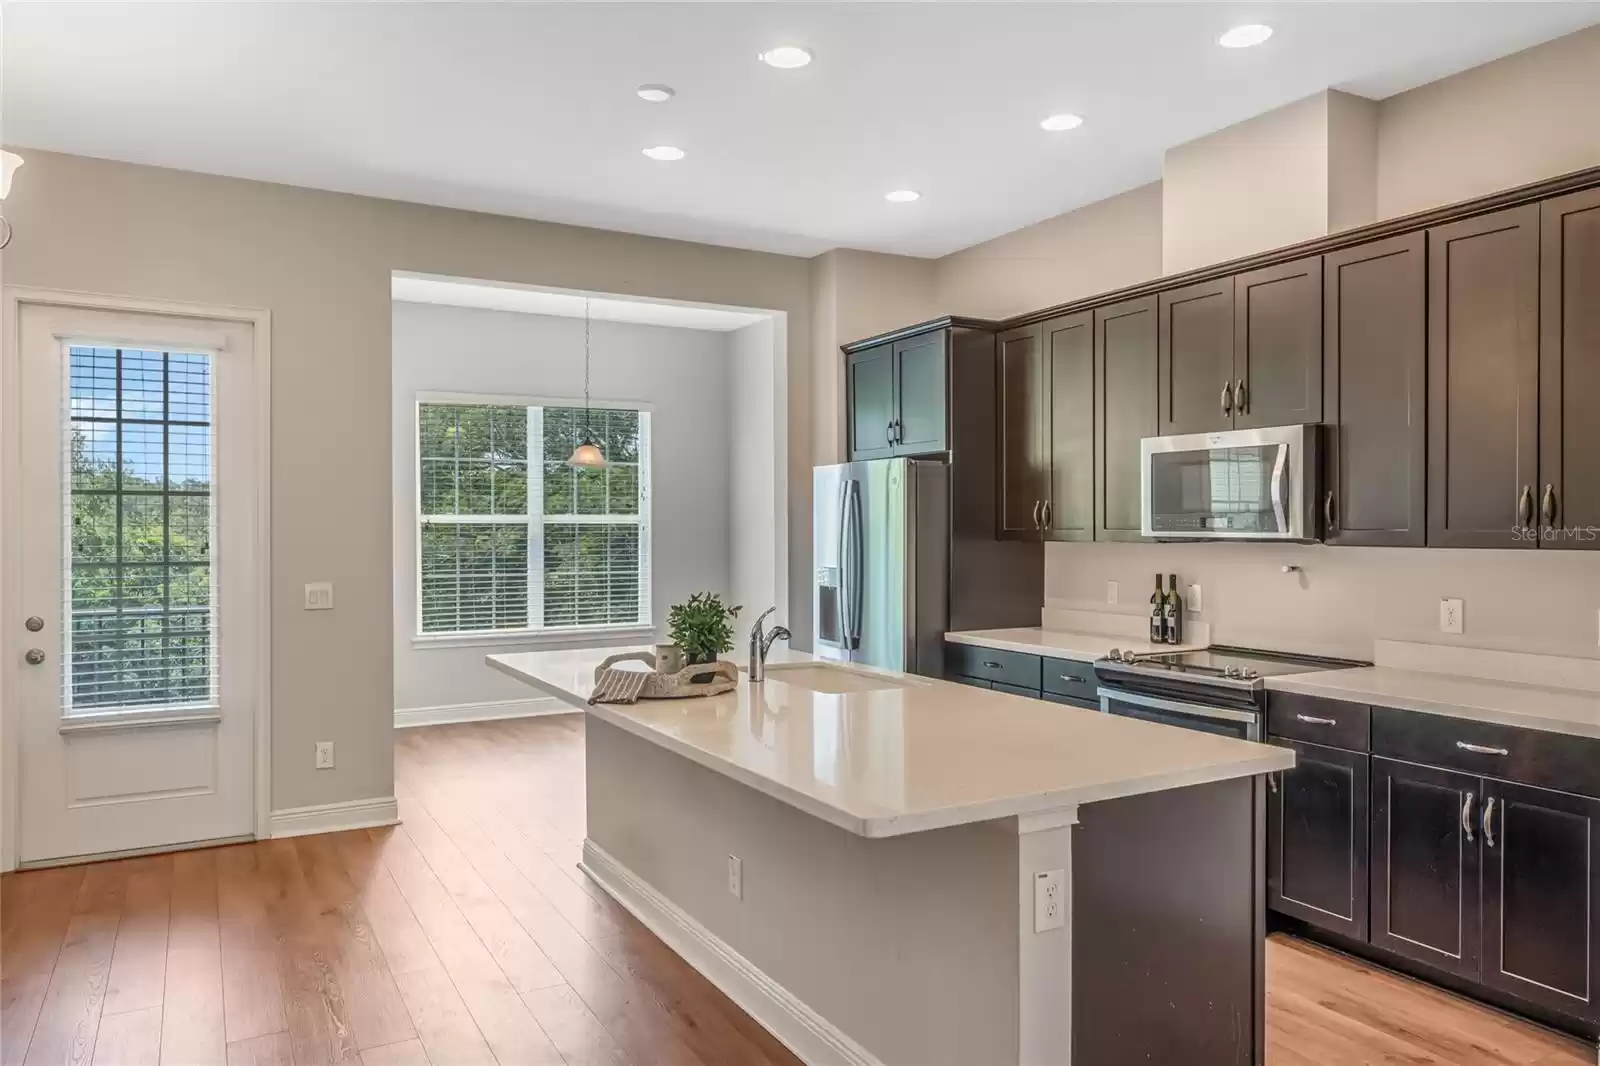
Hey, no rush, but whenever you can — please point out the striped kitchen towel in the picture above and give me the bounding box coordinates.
[589,666,650,705]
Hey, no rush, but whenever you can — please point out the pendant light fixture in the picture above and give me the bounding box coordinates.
[568,297,608,469]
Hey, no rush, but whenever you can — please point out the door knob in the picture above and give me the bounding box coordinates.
[24,616,43,632]
[25,648,45,666]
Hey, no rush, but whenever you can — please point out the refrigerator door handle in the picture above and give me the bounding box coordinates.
[847,478,865,648]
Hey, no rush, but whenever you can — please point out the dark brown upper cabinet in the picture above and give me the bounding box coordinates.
[1539,187,1600,551]
[1233,257,1323,428]
[1157,278,1235,435]
[1323,234,1427,546]
[1427,204,1540,549]
[1045,312,1095,541]
[846,332,948,461]
[1095,296,1158,542]
[846,341,896,461]
[996,324,1047,539]
[893,331,948,455]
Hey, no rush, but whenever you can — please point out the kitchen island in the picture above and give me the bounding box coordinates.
[490,649,1293,1066]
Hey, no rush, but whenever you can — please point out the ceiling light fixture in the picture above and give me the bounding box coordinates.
[884,190,921,203]
[642,145,686,161]
[636,84,676,103]
[759,45,813,69]
[1040,113,1084,132]
[1218,24,1273,48]
[568,297,609,470]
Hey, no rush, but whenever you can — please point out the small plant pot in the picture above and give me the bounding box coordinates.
[687,654,718,685]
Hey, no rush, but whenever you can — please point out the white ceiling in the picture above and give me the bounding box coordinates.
[392,274,771,331]
[5,2,1598,257]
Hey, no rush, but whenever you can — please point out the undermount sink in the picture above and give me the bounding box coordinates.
[759,663,909,694]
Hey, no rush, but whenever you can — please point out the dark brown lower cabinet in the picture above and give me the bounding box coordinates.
[1481,779,1600,1022]
[1370,757,1482,980]
[1267,740,1369,941]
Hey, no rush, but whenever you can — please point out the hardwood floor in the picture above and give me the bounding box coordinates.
[3,714,1592,1066]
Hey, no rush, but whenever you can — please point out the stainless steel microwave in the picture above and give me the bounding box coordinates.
[1140,424,1320,541]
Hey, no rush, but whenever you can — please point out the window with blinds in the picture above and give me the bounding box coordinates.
[418,401,650,635]
[66,347,216,713]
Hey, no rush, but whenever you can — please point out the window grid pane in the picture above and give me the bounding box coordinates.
[66,346,216,713]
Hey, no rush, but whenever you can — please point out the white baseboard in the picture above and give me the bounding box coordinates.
[393,696,575,729]
[268,796,399,839]
[580,840,884,1066]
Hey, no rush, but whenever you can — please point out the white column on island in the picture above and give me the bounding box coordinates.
[1015,807,1079,1066]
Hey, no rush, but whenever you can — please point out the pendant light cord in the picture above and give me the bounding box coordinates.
[583,297,592,440]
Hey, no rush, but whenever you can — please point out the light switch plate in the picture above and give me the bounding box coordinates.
[1106,581,1119,605]
[304,582,335,611]
[1033,868,1065,933]
[1440,598,1464,635]
[315,741,335,769]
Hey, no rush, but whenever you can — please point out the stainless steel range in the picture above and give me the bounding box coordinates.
[1093,646,1367,741]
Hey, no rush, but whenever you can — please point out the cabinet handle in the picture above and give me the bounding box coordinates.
[981,661,1003,670]
[1031,500,1042,530]
[1267,771,1278,794]
[1461,791,1475,843]
[1542,484,1557,526]
[1483,796,1498,849]
[1456,740,1510,757]
[887,421,895,448]
[1236,378,1248,415]
[1042,499,1052,529]
[1295,714,1337,726]
[1518,485,1533,528]
[894,418,903,444]
[1220,381,1233,416]
[1324,490,1336,533]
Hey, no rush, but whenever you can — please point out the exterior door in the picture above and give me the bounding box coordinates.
[1044,312,1093,542]
[1539,187,1600,551]
[11,303,260,864]
[1370,758,1482,980]
[1427,204,1540,548]
[1094,296,1157,542]
[1323,233,1428,546]
[1233,256,1322,429]
[996,325,1045,539]
[1481,779,1600,1023]
[1157,278,1234,435]
[892,332,947,455]
[847,343,895,462]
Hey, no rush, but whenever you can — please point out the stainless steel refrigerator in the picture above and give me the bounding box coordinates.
[813,458,949,675]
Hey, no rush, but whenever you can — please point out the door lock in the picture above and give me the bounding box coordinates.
[24,616,43,632]
[25,648,45,666]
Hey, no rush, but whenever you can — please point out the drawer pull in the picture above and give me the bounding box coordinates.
[1295,714,1337,726]
[1059,674,1086,684]
[981,661,1003,670]
[1456,741,1510,757]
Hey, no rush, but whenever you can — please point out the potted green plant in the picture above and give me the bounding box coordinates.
[667,593,741,683]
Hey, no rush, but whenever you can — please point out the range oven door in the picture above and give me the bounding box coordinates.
[1098,688,1261,742]
[1141,424,1317,540]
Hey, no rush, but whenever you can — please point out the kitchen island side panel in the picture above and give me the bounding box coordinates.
[585,716,1021,1066]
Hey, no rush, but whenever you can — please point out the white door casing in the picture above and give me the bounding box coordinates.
[4,296,268,866]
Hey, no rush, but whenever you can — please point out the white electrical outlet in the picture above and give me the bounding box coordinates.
[1439,598,1464,635]
[304,582,335,611]
[315,741,335,769]
[1106,581,1119,605]
[1033,868,1065,933]
[1187,583,1203,614]
[727,855,743,900]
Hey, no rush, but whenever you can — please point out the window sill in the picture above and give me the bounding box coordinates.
[60,707,223,735]
[411,625,656,652]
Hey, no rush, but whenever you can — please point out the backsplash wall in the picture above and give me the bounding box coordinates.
[1045,542,1600,662]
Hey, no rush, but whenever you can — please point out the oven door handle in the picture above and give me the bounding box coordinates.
[1096,688,1262,729]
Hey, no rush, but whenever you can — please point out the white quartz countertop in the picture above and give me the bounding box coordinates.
[488,648,1291,839]
[1267,667,1600,741]
[946,627,1205,663]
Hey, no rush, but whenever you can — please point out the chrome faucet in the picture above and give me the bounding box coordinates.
[748,607,790,682]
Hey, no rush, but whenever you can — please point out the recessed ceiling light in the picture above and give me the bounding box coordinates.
[884,189,921,203]
[1219,24,1273,48]
[636,84,675,103]
[759,45,813,69]
[643,146,685,161]
[1040,113,1084,132]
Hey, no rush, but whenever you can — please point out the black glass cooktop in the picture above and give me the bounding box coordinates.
[1102,645,1368,684]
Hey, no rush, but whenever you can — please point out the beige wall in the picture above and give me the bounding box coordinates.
[2,150,813,814]
[1377,23,1600,219]
[587,717,1020,1065]
[935,182,1164,319]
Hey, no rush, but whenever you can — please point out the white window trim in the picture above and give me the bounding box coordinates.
[413,392,654,642]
